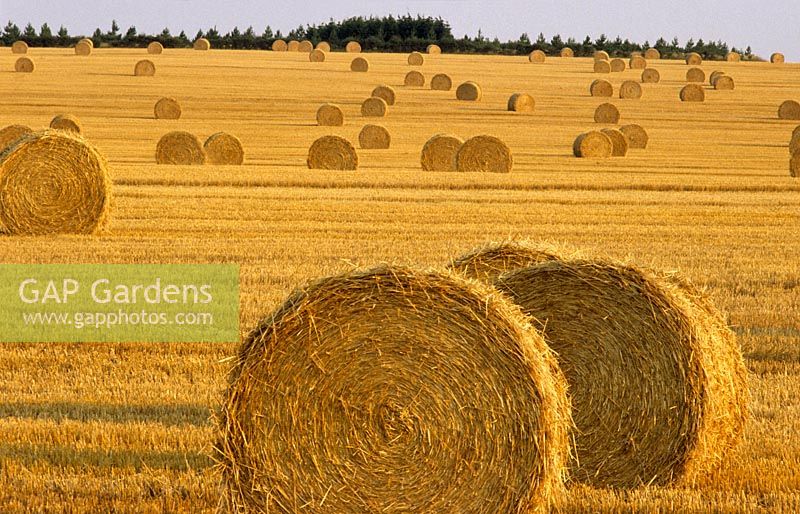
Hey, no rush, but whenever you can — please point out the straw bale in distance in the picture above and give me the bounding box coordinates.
[193,38,210,50]
[789,132,800,156]
[79,38,94,48]
[778,100,800,120]
[601,128,629,156]
[714,76,734,90]
[298,40,313,53]
[641,68,660,83]
[573,131,612,158]
[794,125,800,140]
[430,73,452,91]
[271,39,287,51]
[351,57,369,72]
[155,131,206,165]
[204,133,244,165]
[448,241,568,282]
[346,41,362,53]
[316,41,331,52]
[610,58,626,72]
[529,50,546,63]
[680,84,705,102]
[154,97,181,120]
[709,71,725,86]
[134,59,156,76]
[686,67,705,83]
[507,93,535,112]
[620,124,649,149]
[75,39,92,55]
[594,50,610,61]
[0,130,111,235]
[371,85,396,105]
[594,103,621,124]
[408,51,424,65]
[594,60,611,73]
[361,97,388,117]
[14,57,34,73]
[11,41,28,54]
[560,47,574,57]
[456,81,482,101]
[590,79,613,97]
[147,41,163,54]
[771,52,785,64]
[455,135,513,173]
[50,114,82,134]
[404,71,425,87]
[316,103,344,126]
[629,55,647,69]
[427,44,441,54]
[358,124,391,149]
[308,49,325,62]
[644,48,661,60]
[791,153,800,177]
[0,125,33,152]
[685,52,702,65]
[287,40,300,52]
[421,134,463,171]
[619,81,643,99]
[726,51,741,62]
[216,264,570,514]
[306,135,358,170]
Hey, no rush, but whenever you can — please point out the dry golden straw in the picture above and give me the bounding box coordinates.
[154,97,181,120]
[155,131,206,165]
[75,39,92,56]
[0,125,32,152]
[308,49,325,62]
[11,40,28,54]
[573,131,612,158]
[204,132,244,165]
[726,51,741,62]
[14,57,34,73]
[0,130,111,235]
[215,264,570,514]
[371,85,396,105]
[529,50,546,63]
[316,103,344,127]
[619,80,643,99]
[641,68,660,83]
[404,70,425,87]
[594,50,610,61]
[449,241,749,489]
[791,153,800,177]
[620,124,649,149]
[455,135,513,173]
[601,128,629,156]
[193,38,210,51]
[427,44,441,54]
[594,103,621,124]
[789,133,800,156]
[681,84,706,102]
[593,60,611,73]
[346,41,362,53]
[79,38,94,48]
[298,40,313,53]
[629,55,647,69]
[50,114,82,134]
[287,40,300,52]
[307,135,358,170]
[456,81,482,101]
[507,93,535,112]
[590,79,613,97]
[644,48,661,60]
[610,58,626,72]
[358,124,391,149]
[560,47,574,57]
[709,71,726,86]
[421,134,463,172]
[316,41,331,52]
[430,73,452,91]
[350,57,369,72]
[134,59,156,76]
[778,100,800,120]
[361,97,388,117]
[685,52,702,65]
[686,67,706,83]
[271,39,287,51]
[714,76,735,90]
[408,51,424,66]
[147,41,163,54]
[771,52,785,64]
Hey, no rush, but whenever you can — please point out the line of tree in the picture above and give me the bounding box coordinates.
[1,16,757,60]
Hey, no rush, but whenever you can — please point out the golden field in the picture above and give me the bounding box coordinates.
[0,47,799,512]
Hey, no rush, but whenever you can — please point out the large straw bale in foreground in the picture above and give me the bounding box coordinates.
[507,93,535,112]
[421,134,463,171]
[594,103,621,123]
[50,114,82,134]
[573,131,612,158]
[216,265,570,514]
[316,103,344,126]
[431,73,452,91]
[307,135,358,170]
[154,97,181,119]
[778,100,800,120]
[204,133,244,165]
[681,84,705,102]
[0,130,111,235]
[193,38,210,51]
[455,135,513,173]
[456,81,482,101]
[155,131,206,165]
[620,124,649,149]
[0,125,33,152]
[358,124,391,149]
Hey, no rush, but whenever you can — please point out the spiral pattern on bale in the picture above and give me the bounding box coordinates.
[593,60,611,74]
[507,93,535,112]
[430,73,452,91]
[50,114,82,134]
[12,41,28,54]
[590,79,613,97]
[619,80,642,99]
[620,124,649,149]
[529,50,546,63]
[134,59,156,76]
[594,103,621,124]
[427,44,441,54]
[641,68,660,83]
[309,49,326,62]
[371,85,396,106]
[573,131,613,158]
[644,48,661,60]
[193,38,210,51]
[408,51,424,66]
[155,131,206,165]
[358,124,391,149]
[771,52,785,64]
[287,40,300,52]
[307,135,358,170]
[778,100,800,120]
[204,132,244,165]
[455,135,513,173]
[147,41,163,55]
[601,128,629,156]
[404,71,425,87]
[685,52,702,65]
[560,47,574,57]
[14,57,34,73]
[0,125,33,152]
[271,39,287,52]
[0,130,111,235]
[361,97,388,117]
[680,84,705,103]
[714,76,734,90]
[316,103,344,127]
[420,134,463,172]
[686,67,705,83]
[75,39,92,56]
[726,51,741,62]
[316,42,331,52]
[629,55,647,69]
[345,41,362,53]
[350,57,369,72]
[154,97,181,120]
[456,81,482,101]
[215,265,571,514]
[610,58,626,72]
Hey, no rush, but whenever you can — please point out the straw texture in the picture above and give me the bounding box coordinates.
[271,40,287,52]
[507,93,535,112]
[529,50,546,63]
[193,38,211,51]
[420,134,463,172]
[0,125,33,152]
[427,44,441,54]
[155,131,206,165]
[408,52,424,66]
[147,41,163,54]
[350,57,369,72]
[307,135,358,170]
[11,41,28,54]
[358,124,391,149]
[154,97,181,120]
[594,103,621,124]
[778,100,800,120]
[316,104,344,127]
[601,128,629,156]
[619,81,642,99]
[134,59,156,76]
[371,85,396,106]
[456,81,482,101]
[404,71,425,87]
[593,60,611,74]
[50,114,82,134]
[14,57,34,73]
[620,124,649,149]
[361,97,388,117]
[455,135,513,173]
[681,84,706,102]
[573,131,613,158]
[590,79,613,97]
[346,41,362,53]
[644,48,661,60]
[204,132,244,165]
[430,74,452,91]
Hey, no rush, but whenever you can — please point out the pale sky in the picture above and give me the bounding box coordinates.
[1,0,797,60]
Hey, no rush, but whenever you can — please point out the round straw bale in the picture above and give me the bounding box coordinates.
[309,49,326,62]
[316,41,331,52]
[794,125,800,140]
[680,84,705,102]
[644,48,661,60]
[351,57,369,72]
[619,124,649,149]
[726,51,741,62]
[427,44,441,54]
[271,39,287,51]
[507,93,535,112]
[778,100,800,120]
[14,57,34,73]
[408,51,424,66]
[298,40,313,53]
[594,50,610,61]
[11,41,28,54]
[79,38,94,48]
[147,41,163,54]
[134,59,156,76]
[771,52,785,64]
[50,114,82,134]
[75,39,92,56]
[430,73,452,91]
[685,52,702,65]
[346,41,362,53]
[456,81,482,101]
[448,243,749,488]
[686,67,705,83]
[610,58,626,72]
[204,132,244,165]
[0,130,111,235]
[287,40,300,52]
[601,128,629,156]
[371,85,396,105]
[193,38,210,51]
[590,79,613,97]
[619,80,643,99]
[560,47,574,57]
[154,97,181,120]
[316,103,344,126]
[594,60,611,73]
[594,103,621,124]
[307,135,358,170]
[630,51,642,57]
[573,131,613,158]
[629,55,647,69]
[216,264,570,514]
[641,68,660,83]
[361,97,388,117]
[155,131,206,165]
[358,124,391,149]
[421,134,463,172]
[0,125,33,152]
[714,76,734,90]
[529,50,546,63]
[404,70,425,87]
[789,133,800,156]
[448,241,568,282]
[791,153,800,178]
[709,71,725,86]
[455,135,513,173]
